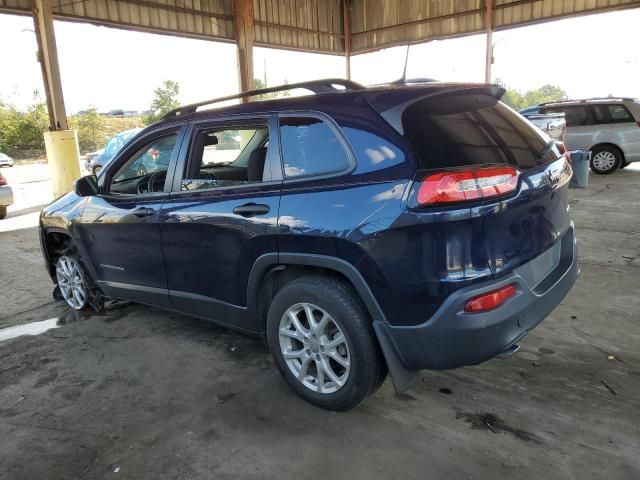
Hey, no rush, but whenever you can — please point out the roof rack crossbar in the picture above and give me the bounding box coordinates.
[163,78,364,119]
[540,96,636,106]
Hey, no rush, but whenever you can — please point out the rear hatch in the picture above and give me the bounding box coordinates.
[368,86,573,276]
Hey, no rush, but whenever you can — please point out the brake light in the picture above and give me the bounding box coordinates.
[417,166,519,205]
[464,284,517,313]
[0,174,6,186]
[555,141,566,154]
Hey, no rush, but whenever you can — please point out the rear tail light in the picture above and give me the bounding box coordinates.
[555,141,566,155]
[0,174,6,186]
[464,284,517,313]
[416,166,519,205]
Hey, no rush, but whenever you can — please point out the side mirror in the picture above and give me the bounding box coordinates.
[74,175,99,197]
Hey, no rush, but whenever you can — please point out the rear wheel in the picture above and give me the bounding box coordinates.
[590,146,621,174]
[267,275,385,411]
[0,206,6,219]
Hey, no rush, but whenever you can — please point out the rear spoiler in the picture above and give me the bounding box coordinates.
[364,84,506,135]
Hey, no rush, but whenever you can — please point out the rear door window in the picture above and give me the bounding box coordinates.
[278,117,351,178]
[402,93,555,171]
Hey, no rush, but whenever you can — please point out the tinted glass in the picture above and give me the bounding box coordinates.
[113,134,177,184]
[607,104,633,122]
[546,106,590,127]
[181,126,269,191]
[279,118,350,178]
[402,94,554,170]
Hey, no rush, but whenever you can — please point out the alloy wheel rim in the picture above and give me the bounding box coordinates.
[593,151,616,171]
[56,256,86,310]
[278,303,350,394]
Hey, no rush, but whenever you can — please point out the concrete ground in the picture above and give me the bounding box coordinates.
[0,163,639,479]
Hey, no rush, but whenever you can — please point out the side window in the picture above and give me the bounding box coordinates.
[109,134,177,195]
[607,104,633,123]
[558,106,590,127]
[279,117,350,178]
[181,125,269,191]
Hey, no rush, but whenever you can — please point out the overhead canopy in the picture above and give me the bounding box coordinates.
[1,0,639,55]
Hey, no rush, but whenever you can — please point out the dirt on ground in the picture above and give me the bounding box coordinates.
[0,167,639,479]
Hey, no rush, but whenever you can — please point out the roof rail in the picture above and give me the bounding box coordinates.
[163,78,365,119]
[540,96,636,106]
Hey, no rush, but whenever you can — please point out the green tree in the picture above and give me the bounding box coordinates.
[0,91,48,154]
[69,108,108,152]
[496,79,568,111]
[143,80,181,125]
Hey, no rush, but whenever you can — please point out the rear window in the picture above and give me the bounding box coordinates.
[402,94,555,170]
[607,104,633,123]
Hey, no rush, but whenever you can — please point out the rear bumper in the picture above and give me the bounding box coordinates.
[0,185,14,206]
[375,224,578,370]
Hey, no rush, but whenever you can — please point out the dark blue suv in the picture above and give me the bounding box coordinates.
[40,79,578,410]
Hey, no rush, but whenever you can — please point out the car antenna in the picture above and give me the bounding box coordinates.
[401,43,410,84]
[389,43,410,85]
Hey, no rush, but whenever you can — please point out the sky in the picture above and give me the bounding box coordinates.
[1,8,639,113]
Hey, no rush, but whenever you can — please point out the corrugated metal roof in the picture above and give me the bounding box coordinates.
[0,0,236,42]
[1,0,639,54]
[253,0,344,53]
[351,0,640,53]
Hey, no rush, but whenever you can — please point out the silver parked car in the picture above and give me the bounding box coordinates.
[0,171,13,219]
[88,128,142,175]
[0,152,14,168]
[521,98,640,174]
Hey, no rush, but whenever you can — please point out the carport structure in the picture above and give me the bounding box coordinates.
[1,0,640,131]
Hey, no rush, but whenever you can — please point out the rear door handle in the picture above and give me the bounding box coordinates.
[132,207,155,218]
[233,203,270,217]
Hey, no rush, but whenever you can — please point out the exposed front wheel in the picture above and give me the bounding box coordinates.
[267,275,386,411]
[590,146,621,174]
[55,253,90,310]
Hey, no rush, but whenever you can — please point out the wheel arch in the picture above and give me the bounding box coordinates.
[41,228,74,278]
[247,253,419,393]
[247,253,388,333]
[590,142,625,162]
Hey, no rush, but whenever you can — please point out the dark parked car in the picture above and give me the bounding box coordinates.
[40,79,578,410]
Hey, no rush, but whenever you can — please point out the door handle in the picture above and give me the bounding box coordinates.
[233,203,270,217]
[132,207,155,218]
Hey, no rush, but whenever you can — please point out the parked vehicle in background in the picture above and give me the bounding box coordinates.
[0,152,14,168]
[40,79,578,410]
[83,149,104,170]
[521,98,640,174]
[522,112,566,143]
[0,172,13,219]
[88,128,142,175]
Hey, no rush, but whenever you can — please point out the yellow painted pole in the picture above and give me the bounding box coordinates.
[44,130,81,197]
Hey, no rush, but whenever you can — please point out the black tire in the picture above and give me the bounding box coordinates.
[590,145,622,174]
[620,160,630,169]
[266,275,385,411]
[0,206,6,219]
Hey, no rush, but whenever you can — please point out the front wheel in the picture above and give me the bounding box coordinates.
[0,206,6,219]
[590,146,621,174]
[267,275,386,411]
[55,253,90,310]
